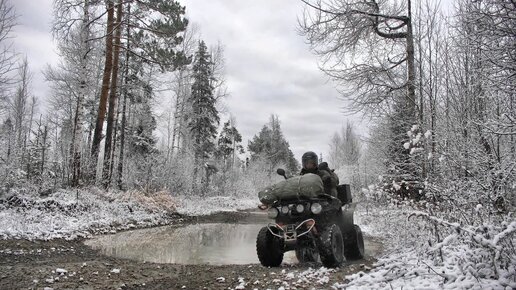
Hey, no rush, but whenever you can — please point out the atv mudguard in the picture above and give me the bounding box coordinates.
[337,202,356,236]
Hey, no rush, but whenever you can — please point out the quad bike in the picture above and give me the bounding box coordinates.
[256,169,365,268]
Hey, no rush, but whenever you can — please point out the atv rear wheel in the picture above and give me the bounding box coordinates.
[344,224,365,260]
[295,242,319,263]
[256,226,283,267]
[318,224,344,268]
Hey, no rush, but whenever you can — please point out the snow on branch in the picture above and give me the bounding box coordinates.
[408,211,503,251]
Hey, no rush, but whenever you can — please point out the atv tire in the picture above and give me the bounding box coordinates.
[256,226,283,267]
[318,224,344,268]
[295,242,319,263]
[344,225,365,260]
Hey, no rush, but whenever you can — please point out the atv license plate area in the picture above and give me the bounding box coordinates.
[284,224,297,242]
[267,219,315,241]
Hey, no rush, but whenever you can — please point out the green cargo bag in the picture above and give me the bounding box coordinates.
[258,173,324,205]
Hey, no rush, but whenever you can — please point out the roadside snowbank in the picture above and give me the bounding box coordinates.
[0,188,176,240]
[338,203,516,289]
[0,188,257,240]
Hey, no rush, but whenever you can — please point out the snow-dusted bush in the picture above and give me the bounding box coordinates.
[0,188,178,240]
[349,187,516,289]
[130,152,197,195]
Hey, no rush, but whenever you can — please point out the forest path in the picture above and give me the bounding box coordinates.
[0,210,383,289]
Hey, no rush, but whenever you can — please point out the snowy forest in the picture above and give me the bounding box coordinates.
[0,0,514,289]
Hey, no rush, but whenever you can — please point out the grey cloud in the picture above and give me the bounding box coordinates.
[11,0,58,109]
[13,0,53,33]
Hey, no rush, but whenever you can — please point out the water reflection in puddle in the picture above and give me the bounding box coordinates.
[85,223,297,265]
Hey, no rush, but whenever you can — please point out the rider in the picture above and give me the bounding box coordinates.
[300,151,339,197]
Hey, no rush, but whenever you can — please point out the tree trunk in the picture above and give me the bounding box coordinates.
[192,155,199,195]
[406,0,416,124]
[117,2,131,190]
[117,87,128,190]
[41,125,48,182]
[6,120,12,160]
[511,89,515,159]
[108,93,121,182]
[90,0,115,181]
[171,69,184,157]
[406,0,419,178]
[102,0,123,188]
[70,0,90,187]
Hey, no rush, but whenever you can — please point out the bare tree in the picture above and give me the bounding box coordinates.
[10,58,31,150]
[300,0,423,180]
[0,0,17,111]
[49,0,102,187]
[71,0,92,186]
[328,122,362,187]
[413,0,446,177]
[169,24,197,158]
[300,0,417,121]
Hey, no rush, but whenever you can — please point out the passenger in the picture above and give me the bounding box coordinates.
[300,151,338,197]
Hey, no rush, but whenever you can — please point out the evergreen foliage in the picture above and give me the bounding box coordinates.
[127,82,157,156]
[130,0,190,70]
[248,115,299,174]
[188,40,220,161]
[215,120,244,165]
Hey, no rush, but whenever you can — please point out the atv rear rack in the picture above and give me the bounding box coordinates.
[267,219,315,241]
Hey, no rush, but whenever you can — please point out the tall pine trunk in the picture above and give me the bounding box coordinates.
[117,3,131,190]
[90,0,115,181]
[102,0,123,188]
[108,95,121,182]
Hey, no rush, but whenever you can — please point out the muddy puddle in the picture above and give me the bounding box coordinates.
[85,213,382,265]
[85,223,298,265]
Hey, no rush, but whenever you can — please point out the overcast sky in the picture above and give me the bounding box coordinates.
[11,0,368,163]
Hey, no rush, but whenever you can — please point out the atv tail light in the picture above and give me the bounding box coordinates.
[281,206,290,215]
[295,204,305,213]
[310,203,322,214]
[267,207,279,219]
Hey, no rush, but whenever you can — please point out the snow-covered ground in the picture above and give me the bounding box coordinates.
[0,188,257,240]
[336,203,516,289]
[1,188,514,289]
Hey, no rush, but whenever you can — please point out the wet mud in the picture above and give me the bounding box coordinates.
[0,210,382,289]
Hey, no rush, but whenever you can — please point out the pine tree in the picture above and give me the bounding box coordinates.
[215,120,244,169]
[90,0,188,184]
[188,40,220,192]
[248,115,299,174]
[128,82,157,157]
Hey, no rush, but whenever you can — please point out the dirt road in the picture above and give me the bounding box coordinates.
[0,211,381,289]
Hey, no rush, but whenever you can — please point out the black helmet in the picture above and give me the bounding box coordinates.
[301,151,318,169]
